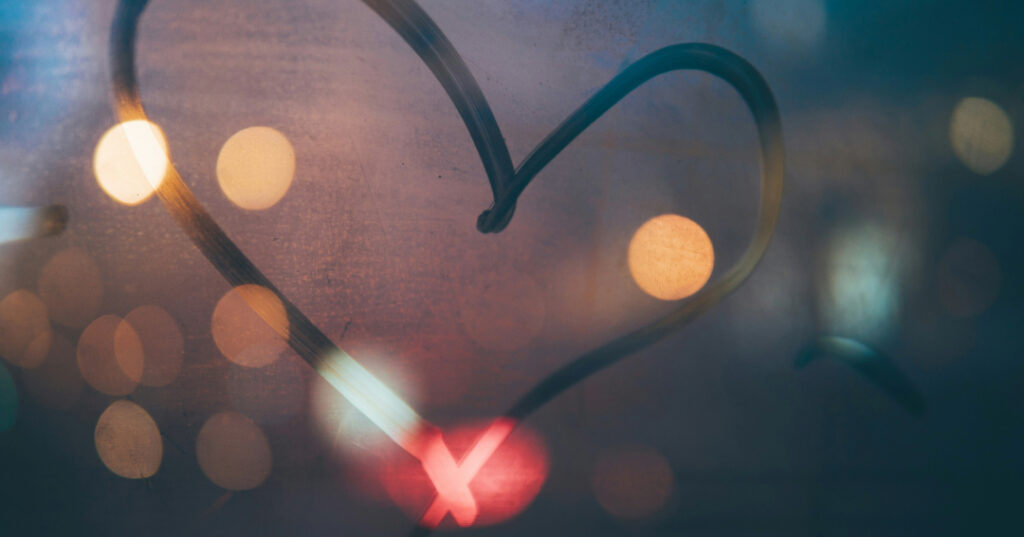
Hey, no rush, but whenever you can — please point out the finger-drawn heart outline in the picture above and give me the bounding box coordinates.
[109,0,783,532]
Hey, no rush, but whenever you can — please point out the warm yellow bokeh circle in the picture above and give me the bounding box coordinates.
[211,284,290,368]
[628,214,714,301]
[94,120,170,205]
[949,97,1014,175]
[196,411,272,491]
[94,400,163,479]
[216,126,296,210]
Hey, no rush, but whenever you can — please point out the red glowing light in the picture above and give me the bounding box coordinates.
[381,420,549,529]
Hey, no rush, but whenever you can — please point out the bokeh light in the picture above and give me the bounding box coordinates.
[78,315,141,396]
[21,334,83,410]
[117,305,183,387]
[216,126,295,210]
[38,248,103,328]
[381,421,549,528]
[94,400,163,479]
[937,237,1001,318]
[457,269,546,351]
[212,285,290,368]
[0,289,51,368]
[628,214,714,301]
[822,224,902,340]
[591,444,674,519]
[196,411,272,491]
[93,120,170,205]
[949,97,1014,175]
[750,0,827,52]
[0,361,17,432]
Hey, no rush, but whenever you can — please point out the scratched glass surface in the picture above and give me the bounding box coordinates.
[1,1,1023,536]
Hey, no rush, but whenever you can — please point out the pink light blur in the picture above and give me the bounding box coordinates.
[382,419,549,529]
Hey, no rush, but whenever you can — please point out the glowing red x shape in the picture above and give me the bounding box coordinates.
[415,419,516,528]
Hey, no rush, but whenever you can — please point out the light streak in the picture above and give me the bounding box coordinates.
[318,352,514,528]
[315,350,423,451]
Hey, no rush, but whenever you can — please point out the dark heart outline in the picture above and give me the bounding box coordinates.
[109,0,783,531]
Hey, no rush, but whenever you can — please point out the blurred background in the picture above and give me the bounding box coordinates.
[1,0,1022,535]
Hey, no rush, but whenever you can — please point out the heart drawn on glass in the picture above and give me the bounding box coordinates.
[106,0,783,533]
